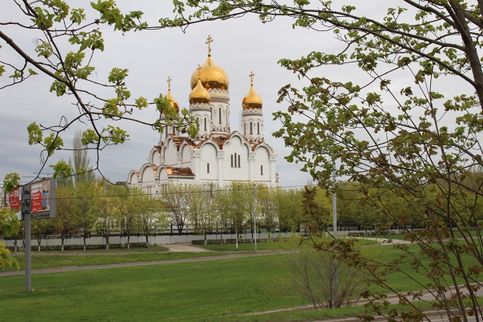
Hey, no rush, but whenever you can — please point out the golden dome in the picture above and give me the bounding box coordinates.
[242,71,262,110]
[190,56,229,90]
[166,77,179,112]
[190,36,229,90]
[166,90,179,112]
[189,78,211,104]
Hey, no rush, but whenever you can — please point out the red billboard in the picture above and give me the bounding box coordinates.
[7,187,21,211]
[30,179,56,219]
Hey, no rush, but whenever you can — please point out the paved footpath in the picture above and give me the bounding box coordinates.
[318,310,478,322]
[247,285,482,320]
[0,249,292,277]
[165,244,209,252]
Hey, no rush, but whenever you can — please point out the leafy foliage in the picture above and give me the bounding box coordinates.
[0,0,196,178]
[159,1,482,320]
[2,172,20,193]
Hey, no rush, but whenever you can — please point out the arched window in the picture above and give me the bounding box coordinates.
[260,165,264,175]
[244,123,246,135]
[257,122,260,135]
[250,122,253,135]
[219,108,222,124]
[204,117,207,131]
[207,162,210,174]
[231,153,241,168]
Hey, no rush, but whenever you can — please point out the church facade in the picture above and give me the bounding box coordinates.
[127,37,277,193]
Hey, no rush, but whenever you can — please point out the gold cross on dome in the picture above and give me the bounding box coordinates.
[249,71,255,86]
[167,76,172,91]
[206,35,213,56]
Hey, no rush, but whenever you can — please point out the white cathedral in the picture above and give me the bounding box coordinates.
[127,37,277,193]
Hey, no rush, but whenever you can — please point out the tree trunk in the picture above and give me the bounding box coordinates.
[61,236,65,252]
[235,224,239,249]
[204,231,207,245]
[83,234,87,251]
[251,219,254,242]
[37,238,41,252]
[127,234,130,249]
[105,234,110,251]
[14,239,18,252]
[145,231,149,248]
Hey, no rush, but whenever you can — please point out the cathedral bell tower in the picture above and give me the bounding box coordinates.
[189,76,212,138]
[190,35,230,134]
[242,71,263,142]
[159,76,180,142]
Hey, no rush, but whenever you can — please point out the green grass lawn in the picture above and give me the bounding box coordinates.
[0,255,308,321]
[1,242,480,321]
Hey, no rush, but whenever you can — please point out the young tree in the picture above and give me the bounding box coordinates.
[187,184,218,245]
[131,188,167,246]
[52,185,76,251]
[287,244,367,309]
[32,218,54,251]
[71,131,96,183]
[0,207,21,269]
[162,183,190,234]
[162,1,482,319]
[1,1,196,178]
[273,189,304,233]
[94,182,120,251]
[226,182,251,249]
[258,186,277,236]
[110,185,133,248]
[1,173,21,266]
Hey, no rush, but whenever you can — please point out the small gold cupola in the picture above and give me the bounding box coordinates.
[242,71,263,110]
[190,35,229,90]
[166,76,179,112]
[189,76,211,104]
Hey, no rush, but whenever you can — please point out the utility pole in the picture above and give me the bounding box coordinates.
[332,173,337,234]
[253,184,257,252]
[22,185,32,293]
[331,161,338,305]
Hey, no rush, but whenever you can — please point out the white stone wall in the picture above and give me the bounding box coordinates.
[199,143,219,181]
[253,146,271,182]
[164,139,178,166]
[223,135,250,181]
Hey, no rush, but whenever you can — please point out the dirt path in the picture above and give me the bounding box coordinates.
[246,285,482,318]
[0,250,292,277]
[165,244,209,252]
[352,237,411,245]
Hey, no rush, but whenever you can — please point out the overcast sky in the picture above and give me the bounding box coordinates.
[1,0,475,187]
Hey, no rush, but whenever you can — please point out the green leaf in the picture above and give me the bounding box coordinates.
[108,67,129,84]
[27,122,43,145]
[135,96,149,109]
[43,133,64,156]
[81,129,99,145]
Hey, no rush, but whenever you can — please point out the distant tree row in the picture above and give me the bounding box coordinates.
[5,173,480,252]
